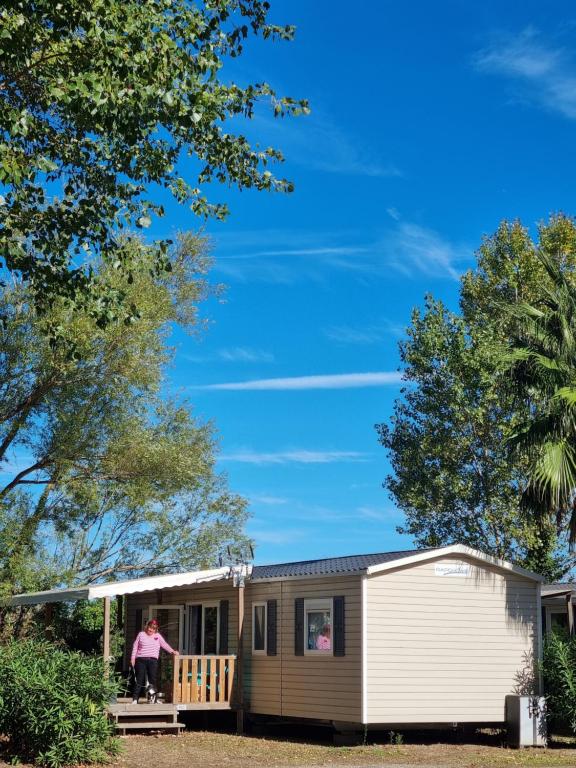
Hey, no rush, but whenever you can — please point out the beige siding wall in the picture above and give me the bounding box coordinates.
[278,576,362,722]
[124,575,362,722]
[124,580,239,662]
[366,556,539,724]
[244,581,282,715]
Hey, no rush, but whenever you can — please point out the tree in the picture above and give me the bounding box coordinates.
[0,0,308,320]
[502,249,576,544]
[378,216,576,579]
[0,232,249,600]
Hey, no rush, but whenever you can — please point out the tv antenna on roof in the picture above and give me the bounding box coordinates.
[226,542,254,587]
[225,543,254,565]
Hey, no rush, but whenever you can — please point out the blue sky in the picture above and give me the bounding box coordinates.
[162,1,576,565]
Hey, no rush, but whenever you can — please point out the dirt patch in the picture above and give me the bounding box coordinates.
[114,732,576,768]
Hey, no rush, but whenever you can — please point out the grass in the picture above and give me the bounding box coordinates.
[114,730,576,768]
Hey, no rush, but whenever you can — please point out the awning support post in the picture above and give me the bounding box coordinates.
[116,594,124,631]
[233,567,246,735]
[44,603,53,640]
[103,596,111,677]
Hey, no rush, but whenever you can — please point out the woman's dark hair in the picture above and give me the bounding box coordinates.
[146,619,159,629]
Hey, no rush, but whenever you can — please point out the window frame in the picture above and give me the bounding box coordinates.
[184,602,220,655]
[146,604,184,652]
[201,602,220,655]
[545,605,569,635]
[303,597,333,656]
[252,602,267,655]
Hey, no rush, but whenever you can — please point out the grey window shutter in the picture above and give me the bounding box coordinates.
[219,599,229,654]
[333,596,345,656]
[294,598,304,656]
[267,599,277,656]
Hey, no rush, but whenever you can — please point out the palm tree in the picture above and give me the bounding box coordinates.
[503,251,576,543]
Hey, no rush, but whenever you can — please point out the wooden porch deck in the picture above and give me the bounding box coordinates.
[109,654,237,733]
[171,654,236,707]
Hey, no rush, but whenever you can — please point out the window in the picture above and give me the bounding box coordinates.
[546,607,569,636]
[185,603,220,655]
[203,604,219,654]
[187,605,202,654]
[304,598,332,653]
[253,602,267,654]
[146,604,184,651]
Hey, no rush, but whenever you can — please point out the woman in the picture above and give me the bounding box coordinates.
[315,623,331,650]
[130,619,178,704]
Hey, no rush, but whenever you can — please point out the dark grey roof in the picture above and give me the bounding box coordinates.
[251,549,436,580]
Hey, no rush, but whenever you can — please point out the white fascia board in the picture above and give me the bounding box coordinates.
[365,544,545,582]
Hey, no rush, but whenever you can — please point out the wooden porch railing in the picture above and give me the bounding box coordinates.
[171,654,236,706]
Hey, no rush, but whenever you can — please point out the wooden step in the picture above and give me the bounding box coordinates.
[109,700,183,735]
[116,696,167,704]
[116,721,184,735]
[114,715,176,724]
[110,703,177,716]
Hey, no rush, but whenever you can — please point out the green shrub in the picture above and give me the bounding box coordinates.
[0,638,120,767]
[541,631,576,733]
[53,599,124,658]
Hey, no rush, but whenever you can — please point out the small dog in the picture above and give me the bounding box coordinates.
[146,684,158,704]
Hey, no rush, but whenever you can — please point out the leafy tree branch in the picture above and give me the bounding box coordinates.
[0,232,250,600]
[378,216,576,579]
[0,0,309,322]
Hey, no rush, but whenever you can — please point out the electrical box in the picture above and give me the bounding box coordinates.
[505,695,547,747]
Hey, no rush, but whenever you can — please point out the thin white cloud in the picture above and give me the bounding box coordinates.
[474,28,576,119]
[218,347,274,363]
[356,506,401,522]
[214,242,370,284]
[248,494,289,506]
[248,501,400,524]
[385,222,463,281]
[221,246,370,260]
[324,320,405,345]
[324,325,386,345]
[220,449,369,465]
[253,111,402,178]
[184,347,274,364]
[213,223,469,284]
[198,371,403,391]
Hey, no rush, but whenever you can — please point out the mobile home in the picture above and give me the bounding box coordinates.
[11,544,543,730]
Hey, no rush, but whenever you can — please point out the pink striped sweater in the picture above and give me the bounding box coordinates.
[131,631,175,664]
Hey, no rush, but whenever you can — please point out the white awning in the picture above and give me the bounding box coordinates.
[9,566,235,606]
